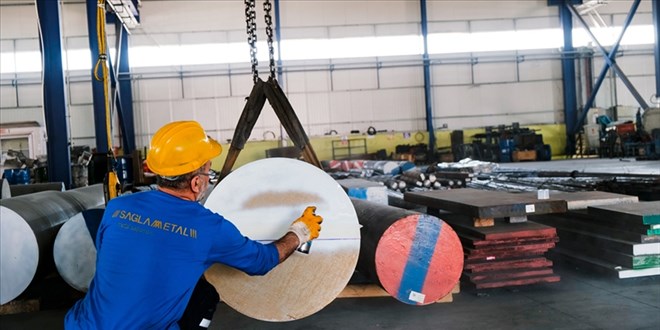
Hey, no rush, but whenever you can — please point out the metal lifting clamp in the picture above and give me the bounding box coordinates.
[219,0,321,180]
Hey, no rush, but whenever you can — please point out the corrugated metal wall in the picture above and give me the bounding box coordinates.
[0,0,655,151]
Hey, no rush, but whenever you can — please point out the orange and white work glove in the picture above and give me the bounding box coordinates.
[288,206,323,247]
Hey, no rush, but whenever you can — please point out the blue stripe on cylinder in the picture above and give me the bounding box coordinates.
[397,214,442,304]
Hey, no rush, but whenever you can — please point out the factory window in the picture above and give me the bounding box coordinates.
[0,24,653,74]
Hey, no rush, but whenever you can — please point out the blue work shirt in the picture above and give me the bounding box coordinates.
[64,190,279,329]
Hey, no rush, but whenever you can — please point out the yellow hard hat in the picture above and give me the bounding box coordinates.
[146,121,222,177]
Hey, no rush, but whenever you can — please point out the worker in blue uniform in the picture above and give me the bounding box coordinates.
[64,121,322,329]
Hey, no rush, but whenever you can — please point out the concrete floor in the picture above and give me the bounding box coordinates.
[2,158,658,329]
[1,261,658,330]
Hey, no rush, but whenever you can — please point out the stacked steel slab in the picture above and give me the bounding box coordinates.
[533,200,660,279]
[440,214,560,289]
[404,189,567,289]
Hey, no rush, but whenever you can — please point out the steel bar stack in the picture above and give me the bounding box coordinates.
[403,189,567,289]
[439,214,560,289]
[533,201,660,279]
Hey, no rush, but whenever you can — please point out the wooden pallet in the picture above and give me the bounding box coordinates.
[338,283,460,304]
[512,150,537,162]
[0,299,39,315]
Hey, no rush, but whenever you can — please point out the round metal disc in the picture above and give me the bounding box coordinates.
[0,206,39,305]
[375,214,463,305]
[204,158,360,322]
[54,212,97,292]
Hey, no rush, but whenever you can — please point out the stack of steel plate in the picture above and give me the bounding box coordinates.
[533,201,660,279]
[441,214,561,289]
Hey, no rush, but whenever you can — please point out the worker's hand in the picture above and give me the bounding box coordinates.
[288,206,323,247]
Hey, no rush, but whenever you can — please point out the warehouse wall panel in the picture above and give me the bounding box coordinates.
[0,0,655,154]
[280,1,417,28]
[0,85,17,108]
[182,75,232,99]
[0,4,38,39]
[328,91,352,125]
[129,33,179,48]
[615,55,654,76]
[428,0,555,21]
[378,66,422,89]
[375,88,425,123]
[375,23,419,37]
[180,31,230,45]
[303,92,331,136]
[613,11,652,25]
[193,98,220,131]
[515,16,560,30]
[281,26,329,40]
[61,2,89,38]
[217,96,250,132]
[138,1,245,33]
[331,67,378,91]
[428,21,469,34]
[616,76,655,110]
[143,101,173,134]
[470,19,515,32]
[252,100,278,140]
[14,37,39,53]
[472,60,518,85]
[519,59,561,81]
[329,25,375,39]
[285,70,331,93]
[16,83,42,108]
[432,62,474,86]
[228,73,257,98]
[68,104,94,139]
[136,78,183,101]
[170,99,196,122]
[598,1,652,15]
[0,107,43,126]
[349,90,374,124]
[433,80,559,125]
[68,81,92,106]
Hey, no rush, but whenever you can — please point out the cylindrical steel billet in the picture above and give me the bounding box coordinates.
[0,178,10,199]
[351,198,463,305]
[385,180,399,190]
[369,175,400,191]
[437,179,455,187]
[8,182,65,197]
[53,208,105,292]
[0,184,103,304]
[402,170,425,181]
[204,158,360,321]
[398,175,423,188]
[362,160,415,175]
[397,180,407,190]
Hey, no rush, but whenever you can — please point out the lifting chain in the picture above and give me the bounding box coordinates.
[244,0,277,84]
[244,0,258,84]
[263,0,276,80]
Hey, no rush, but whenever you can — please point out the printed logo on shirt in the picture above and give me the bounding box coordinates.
[111,209,198,239]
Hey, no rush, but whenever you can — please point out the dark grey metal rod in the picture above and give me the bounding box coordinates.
[0,184,104,304]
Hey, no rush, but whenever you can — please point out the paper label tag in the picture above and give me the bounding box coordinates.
[199,318,211,328]
[525,204,535,213]
[409,290,426,303]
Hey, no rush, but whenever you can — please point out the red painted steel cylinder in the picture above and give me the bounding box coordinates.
[352,198,463,305]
